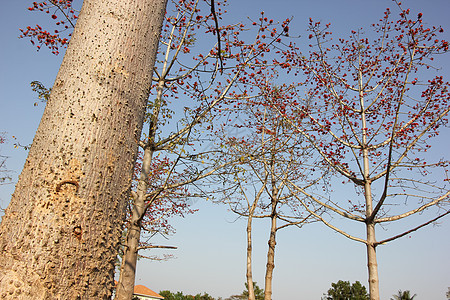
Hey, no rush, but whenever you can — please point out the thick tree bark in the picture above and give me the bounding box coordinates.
[0,0,167,298]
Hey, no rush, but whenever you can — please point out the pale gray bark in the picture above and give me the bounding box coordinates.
[264,154,278,300]
[264,212,277,300]
[366,223,379,300]
[277,14,449,300]
[359,73,379,300]
[115,77,164,300]
[246,200,257,300]
[114,146,154,300]
[0,0,167,298]
[246,217,256,300]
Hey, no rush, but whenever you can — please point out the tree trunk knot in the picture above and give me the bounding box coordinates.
[56,180,79,193]
[73,226,82,240]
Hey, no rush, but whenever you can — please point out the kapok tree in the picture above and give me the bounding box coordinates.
[19,0,296,298]
[18,1,198,298]
[0,0,168,298]
[115,0,232,297]
[278,4,449,300]
[20,0,78,55]
[216,69,323,300]
[116,0,297,297]
[19,1,229,298]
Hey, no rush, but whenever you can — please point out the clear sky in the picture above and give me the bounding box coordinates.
[1,0,449,299]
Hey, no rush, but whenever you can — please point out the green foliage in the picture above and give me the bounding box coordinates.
[30,80,51,106]
[390,290,417,300]
[323,280,369,300]
[159,290,187,300]
[226,282,264,300]
[159,290,216,300]
[243,282,264,300]
[192,293,215,300]
[0,134,11,187]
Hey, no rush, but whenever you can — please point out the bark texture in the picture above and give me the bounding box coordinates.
[366,223,379,300]
[264,213,277,300]
[115,151,151,300]
[0,0,167,298]
[264,149,278,300]
[115,202,144,300]
[360,85,380,300]
[246,211,256,300]
[115,72,165,300]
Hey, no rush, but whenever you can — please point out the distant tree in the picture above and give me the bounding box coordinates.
[159,290,188,300]
[243,282,265,300]
[192,293,216,300]
[323,280,369,300]
[390,290,417,300]
[159,290,217,300]
[248,282,264,300]
[216,88,319,300]
[226,294,245,300]
[226,282,264,300]
[277,4,450,300]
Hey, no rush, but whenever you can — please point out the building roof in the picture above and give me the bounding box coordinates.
[134,285,164,299]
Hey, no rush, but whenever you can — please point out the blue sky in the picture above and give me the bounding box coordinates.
[1,0,449,299]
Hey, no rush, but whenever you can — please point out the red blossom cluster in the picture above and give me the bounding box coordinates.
[19,0,77,54]
[267,3,450,179]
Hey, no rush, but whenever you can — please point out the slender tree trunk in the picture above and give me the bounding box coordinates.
[359,69,380,300]
[0,0,167,298]
[116,212,143,300]
[264,213,277,300]
[363,166,379,300]
[116,78,165,299]
[246,210,256,300]
[364,179,379,300]
[115,148,154,300]
[366,222,379,300]
[264,137,279,300]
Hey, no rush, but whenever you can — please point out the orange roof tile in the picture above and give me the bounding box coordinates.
[134,285,164,299]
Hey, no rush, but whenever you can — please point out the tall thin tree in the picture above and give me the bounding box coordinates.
[276,4,449,299]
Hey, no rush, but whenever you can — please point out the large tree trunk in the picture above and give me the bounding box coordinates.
[0,0,167,298]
